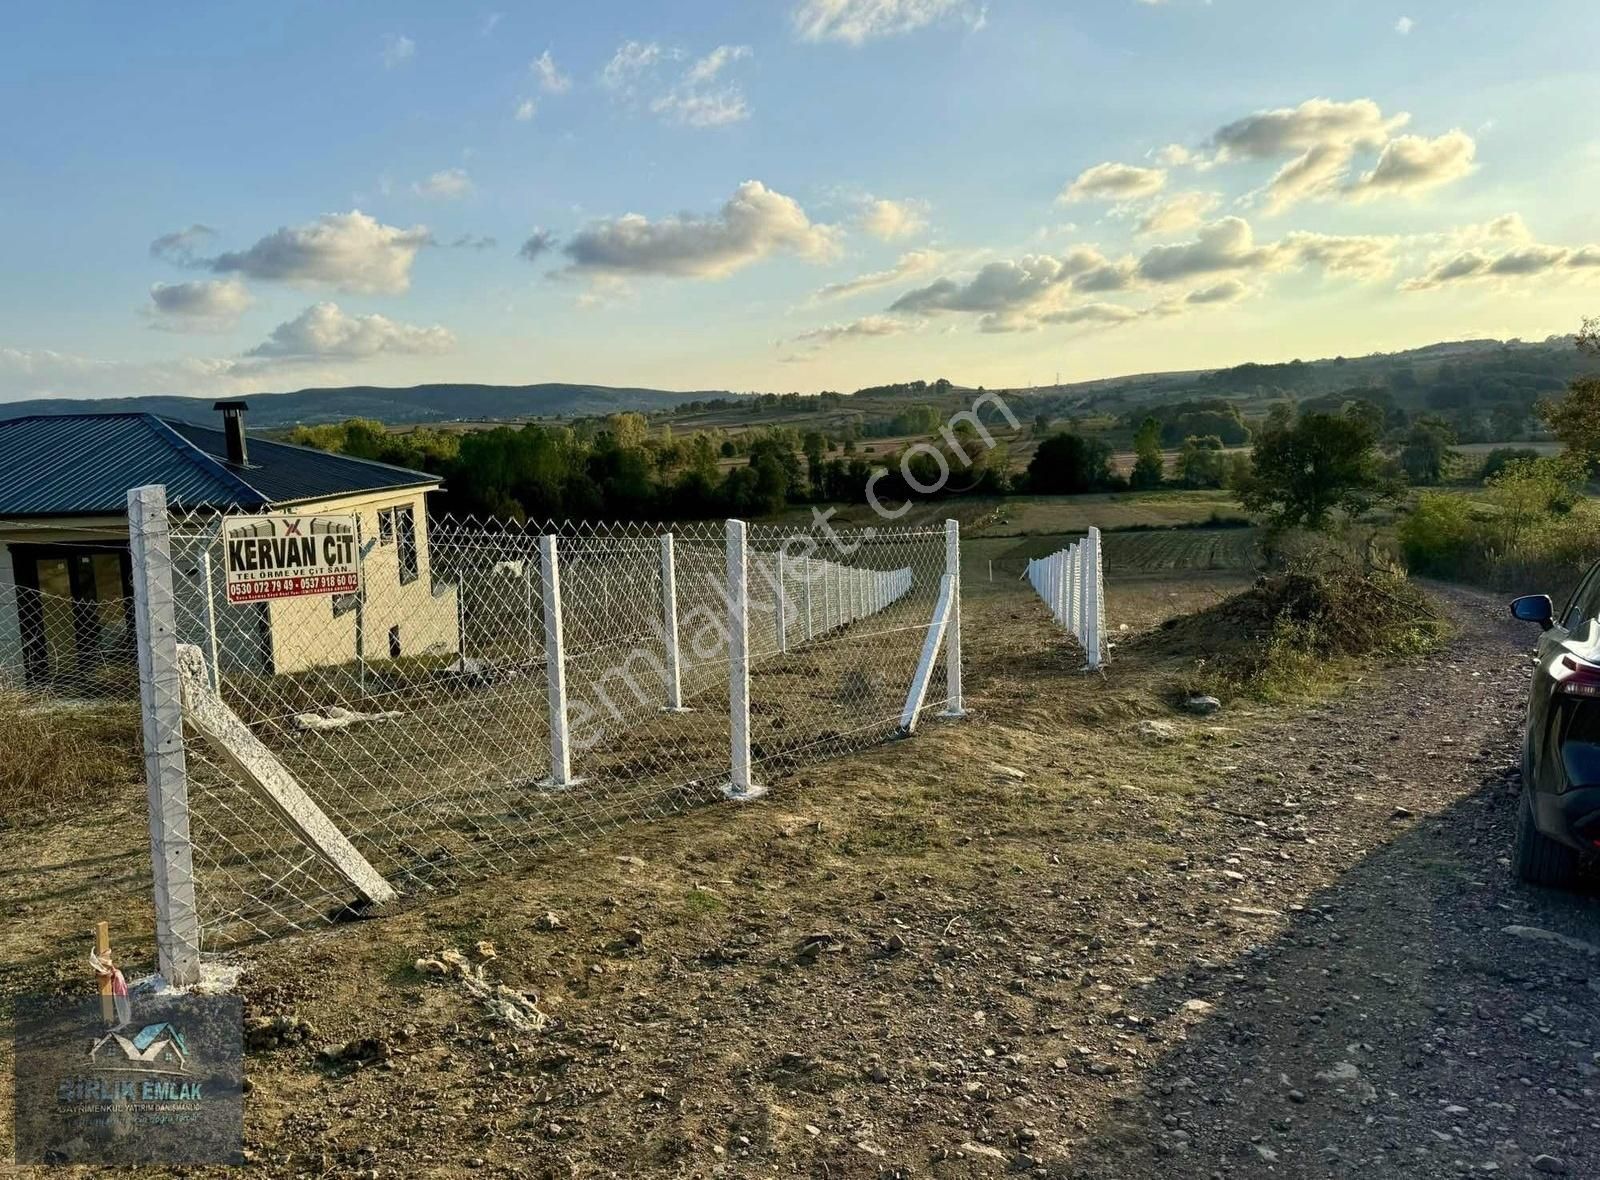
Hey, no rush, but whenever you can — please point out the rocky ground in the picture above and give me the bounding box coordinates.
[5,577,1598,1178]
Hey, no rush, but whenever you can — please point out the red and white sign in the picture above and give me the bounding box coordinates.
[222,514,361,605]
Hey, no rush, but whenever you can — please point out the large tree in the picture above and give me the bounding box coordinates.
[1026,432,1113,495]
[1239,410,1391,530]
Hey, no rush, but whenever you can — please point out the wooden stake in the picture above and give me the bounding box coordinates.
[96,921,114,1026]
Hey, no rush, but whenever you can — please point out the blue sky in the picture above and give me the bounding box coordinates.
[3,0,1598,402]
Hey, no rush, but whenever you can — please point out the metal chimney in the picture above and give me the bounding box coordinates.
[213,400,249,466]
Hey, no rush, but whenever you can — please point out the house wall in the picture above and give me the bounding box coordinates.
[0,494,460,687]
[264,488,460,676]
[0,542,21,688]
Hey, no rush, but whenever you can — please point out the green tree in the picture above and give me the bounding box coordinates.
[1131,416,1164,489]
[1239,411,1390,530]
[1398,417,1458,486]
[1025,432,1113,494]
[1175,435,1227,489]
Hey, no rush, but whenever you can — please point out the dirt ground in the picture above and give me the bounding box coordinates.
[3,568,1598,1178]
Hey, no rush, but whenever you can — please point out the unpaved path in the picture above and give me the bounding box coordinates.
[1074,583,1600,1178]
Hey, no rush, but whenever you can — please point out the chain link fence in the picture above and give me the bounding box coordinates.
[118,489,962,971]
[1024,526,1106,669]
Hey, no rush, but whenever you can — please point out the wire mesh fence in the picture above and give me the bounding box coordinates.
[0,579,141,701]
[1024,526,1107,669]
[125,495,961,958]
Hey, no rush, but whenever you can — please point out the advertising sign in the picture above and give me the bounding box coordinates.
[222,514,360,605]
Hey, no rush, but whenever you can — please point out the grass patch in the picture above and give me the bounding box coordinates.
[0,693,141,829]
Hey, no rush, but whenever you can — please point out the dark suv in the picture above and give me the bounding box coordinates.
[1510,578,1600,888]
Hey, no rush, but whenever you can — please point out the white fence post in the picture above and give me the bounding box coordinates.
[724,519,765,800]
[1084,526,1103,670]
[941,518,967,717]
[768,550,780,652]
[127,484,202,988]
[199,527,221,691]
[539,534,576,788]
[660,533,687,711]
[803,553,814,642]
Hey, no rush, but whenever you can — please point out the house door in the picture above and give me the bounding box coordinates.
[11,544,135,689]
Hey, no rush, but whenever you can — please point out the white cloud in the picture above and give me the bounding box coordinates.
[519,228,557,262]
[791,0,984,44]
[650,44,754,127]
[1395,16,1416,35]
[1348,130,1476,200]
[247,302,454,359]
[683,44,751,86]
[150,223,217,267]
[561,180,840,279]
[859,197,928,240]
[1199,97,1474,214]
[1061,162,1167,204]
[412,168,474,200]
[514,98,537,122]
[1402,224,1600,290]
[792,314,912,347]
[206,210,432,294]
[811,249,943,301]
[1136,191,1220,235]
[1184,278,1250,305]
[1136,216,1275,282]
[887,218,1392,332]
[382,34,415,69]
[601,41,667,94]
[604,41,753,127]
[145,279,253,331]
[1210,97,1401,161]
[532,49,571,94]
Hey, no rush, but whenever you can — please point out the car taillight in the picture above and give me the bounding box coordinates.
[1554,654,1600,697]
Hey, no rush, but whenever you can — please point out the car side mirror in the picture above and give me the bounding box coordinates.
[1510,594,1554,629]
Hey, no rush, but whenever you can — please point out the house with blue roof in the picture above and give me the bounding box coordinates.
[0,402,460,685]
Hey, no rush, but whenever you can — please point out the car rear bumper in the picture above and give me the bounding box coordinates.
[1532,783,1600,854]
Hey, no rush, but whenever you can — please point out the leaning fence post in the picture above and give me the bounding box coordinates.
[940,518,967,717]
[539,534,576,787]
[127,484,202,988]
[724,519,765,800]
[660,533,687,711]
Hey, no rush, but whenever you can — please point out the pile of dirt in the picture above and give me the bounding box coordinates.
[1151,564,1444,698]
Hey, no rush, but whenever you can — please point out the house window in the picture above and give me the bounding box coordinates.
[388,625,402,659]
[394,505,418,585]
[377,509,396,544]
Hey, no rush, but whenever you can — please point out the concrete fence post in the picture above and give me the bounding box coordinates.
[539,534,576,787]
[768,550,780,652]
[127,484,203,988]
[941,518,967,718]
[724,519,764,800]
[1084,527,1103,670]
[802,554,814,642]
[660,533,687,711]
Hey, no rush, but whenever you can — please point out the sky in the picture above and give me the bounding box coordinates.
[2,0,1599,403]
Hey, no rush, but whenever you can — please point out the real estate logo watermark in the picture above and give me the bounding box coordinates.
[13,993,243,1166]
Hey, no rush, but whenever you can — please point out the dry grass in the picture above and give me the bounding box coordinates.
[0,692,141,829]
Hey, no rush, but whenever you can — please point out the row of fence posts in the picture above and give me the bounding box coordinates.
[1023,526,1105,670]
[125,484,965,986]
[538,517,960,799]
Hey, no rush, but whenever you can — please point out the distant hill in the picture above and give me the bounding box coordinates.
[0,382,736,428]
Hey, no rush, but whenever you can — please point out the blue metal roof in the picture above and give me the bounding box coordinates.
[0,413,438,517]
